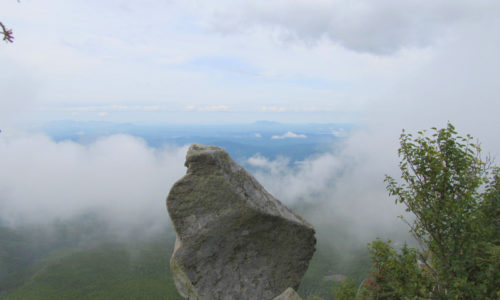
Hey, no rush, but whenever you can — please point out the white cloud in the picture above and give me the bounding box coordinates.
[254,133,262,138]
[208,0,500,55]
[364,15,500,156]
[1,0,451,121]
[331,128,348,137]
[260,106,287,112]
[248,155,290,173]
[0,58,39,125]
[184,105,230,112]
[271,131,307,139]
[201,105,230,112]
[56,105,164,112]
[0,133,188,233]
[246,143,405,243]
[245,15,500,244]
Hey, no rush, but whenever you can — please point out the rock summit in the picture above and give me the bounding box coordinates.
[167,144,315,300]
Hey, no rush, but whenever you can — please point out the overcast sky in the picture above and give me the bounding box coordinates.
[2,0,499,124]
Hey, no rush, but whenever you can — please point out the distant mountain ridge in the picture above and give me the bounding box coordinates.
[38,121,354,163]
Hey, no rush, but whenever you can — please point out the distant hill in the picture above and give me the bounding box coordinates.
[0,219,182,300]
[2,242,182,300]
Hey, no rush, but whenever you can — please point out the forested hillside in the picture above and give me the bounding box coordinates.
[0,211,371,300]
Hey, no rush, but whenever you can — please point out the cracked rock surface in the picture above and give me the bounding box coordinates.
[167,144,316,300]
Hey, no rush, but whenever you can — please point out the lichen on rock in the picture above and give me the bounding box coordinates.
[167,144,316,300]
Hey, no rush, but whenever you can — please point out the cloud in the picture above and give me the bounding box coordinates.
[246,15,500,244]
[208,0,500,55]
[254,133,262,138]
[0,133,188,234]
[365,15,500,155]
[246,141,405,243]
[58,105,164,112]
[0,57,39,126]
[331,128,348,137]
[271,131,307,139]
[260,106,287,112]
[2,0,451,121]
[0,0,498,250]
[185,105,230,112]
[202,105,230,112]
[180,55,262,76]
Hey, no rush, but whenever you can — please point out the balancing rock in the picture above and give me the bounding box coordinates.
[167,144,315,300]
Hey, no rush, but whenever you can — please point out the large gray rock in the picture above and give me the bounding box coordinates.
[167,144,316,300]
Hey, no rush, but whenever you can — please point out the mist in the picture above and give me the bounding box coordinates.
[248,15,500,247]
[246,134,405,247]
[0,133,187,236]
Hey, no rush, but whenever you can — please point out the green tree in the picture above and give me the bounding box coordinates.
[334,278,357,300]
[364,123,499,299]
[362,240,432,299]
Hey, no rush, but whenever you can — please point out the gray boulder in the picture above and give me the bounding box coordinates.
[167,144,316,300]
[273,288,303,300]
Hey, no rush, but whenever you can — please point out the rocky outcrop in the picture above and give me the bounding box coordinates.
[273,288,303,300]
[167,144,316,300]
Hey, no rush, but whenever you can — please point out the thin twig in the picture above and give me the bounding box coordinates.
[0,22,14,43]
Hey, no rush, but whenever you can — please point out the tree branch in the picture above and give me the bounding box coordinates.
[0,21,14,43]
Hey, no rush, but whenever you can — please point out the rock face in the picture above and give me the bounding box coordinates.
[167,144,316,300]
[273,288,303,300]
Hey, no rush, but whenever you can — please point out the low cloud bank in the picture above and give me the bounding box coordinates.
[0,133,187,234]
[248,132,405,244]
[0,130,401,245]
[0,130,400,245]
